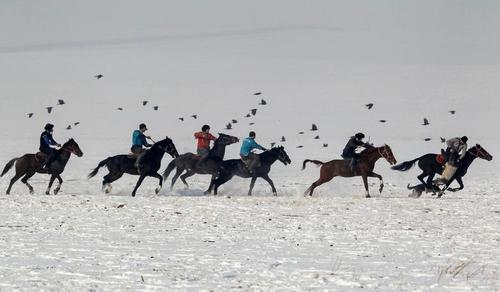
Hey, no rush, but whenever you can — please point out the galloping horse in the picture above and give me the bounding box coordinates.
[302,145,397,197]
[163,133,239,190]
[88,137,178,197]
[1,138,83,195]
[205,146,292,196]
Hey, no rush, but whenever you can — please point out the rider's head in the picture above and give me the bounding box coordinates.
[461,136,468,143]
[355,133,365,140]
[249,131,256,138]
[202,125,210,132]
[44,123,54,133]
[139,123,148,132]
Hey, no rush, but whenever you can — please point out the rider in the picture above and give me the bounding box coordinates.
[40,123,62,170]
[240,131,266,173]
[131,123,152,169]
[445,136,468,164]
[194,125,217,164]
[342,132,372,171]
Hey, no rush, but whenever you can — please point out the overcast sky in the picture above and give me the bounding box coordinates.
[2,0,500,64]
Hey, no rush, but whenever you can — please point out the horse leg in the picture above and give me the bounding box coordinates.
[213,174,234,196]
[21,171,36,194]
[248,177,257,196]
[6,172,23,195]
[426,172,436,189]
[204,174,218,195]
[102,172,123,194]
[153,173,163,194]
[362,175,370,198]
[180,171,195,190]
[46,175,56,195]
[368,172,384,193]
[261,174,278,196]
[417,172,428,186]
[451,177,465,192]
[131,174,146,197]
[305,175,334,197]
[53,175,63,195]
[170,168,183,190]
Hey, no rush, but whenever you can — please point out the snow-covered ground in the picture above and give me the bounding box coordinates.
[1,1,500,290]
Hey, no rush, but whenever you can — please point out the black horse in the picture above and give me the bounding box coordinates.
[163,133,239,190]
[88,137,179,196]
[205,146,292,196]
[392,144,492,196]
[1,138,83,195]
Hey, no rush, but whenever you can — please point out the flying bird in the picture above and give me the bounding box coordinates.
[270,142,276,147]
[66,125,72,130]
[297,145,304,148]
[232,119,238,123]
[314,135,320,140]
[95,74,103,79]
[245,114,252,118]
[259,99,267,105]
[281,136,286,142]
[449,110,456,115]
[323,144,329,148]
[249,122,255,125]
[27,113,34,118]
[298,131,304,134]
[365,103,374,110]
[424,138,432,141]
[46,107,53,114]
[178,117,184,121]
[310,124,318,131]
[142,101,148,106]
[191,115,197,119]
[422,118,430,126]
[225,123,232,130]
[254,92,262,96]
[57,99,65,105]
[117,107,123,111]
[250,109,257,116]
[379,120,386,123]
[73,122,80,126]
[153,106,159,111]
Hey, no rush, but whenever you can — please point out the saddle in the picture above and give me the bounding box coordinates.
[35,152,48,162]
[436,154,446,165]
[127,153,139,159]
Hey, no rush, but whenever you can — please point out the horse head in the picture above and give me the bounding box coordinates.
[216,133,240,146]
[271,146,291,165]
[378,144,397,165]
[63,138,83,157]
[471,144,493,161]
[156,136,179,158]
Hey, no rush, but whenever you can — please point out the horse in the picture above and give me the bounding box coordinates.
[162,133,239,190]
[1,138,83,195]
[392,144,492,197]
[302,145,397,197]
[205,146,292,196]
[88,137,178,197]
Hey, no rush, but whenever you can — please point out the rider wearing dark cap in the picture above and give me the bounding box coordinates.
[40,123,62,170]
[342,133,372,171]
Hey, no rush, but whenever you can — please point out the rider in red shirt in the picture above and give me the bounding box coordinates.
[194,125,217,160]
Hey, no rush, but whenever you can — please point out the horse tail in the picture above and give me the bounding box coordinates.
[302,159,324,170]
[1,158,18,177]
[391,157,421,171]
[163,159,177,181]
[88,158,110,179]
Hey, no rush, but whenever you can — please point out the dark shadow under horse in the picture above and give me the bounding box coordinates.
[88,137,178,197]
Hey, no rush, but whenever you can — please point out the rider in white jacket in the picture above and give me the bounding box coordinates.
[446,136,468,162]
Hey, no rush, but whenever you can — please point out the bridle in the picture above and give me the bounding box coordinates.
[377,145,392,161]
[60,146,79,156]
[470,146,487,158]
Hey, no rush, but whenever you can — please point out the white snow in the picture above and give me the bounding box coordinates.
[1,1,499,290]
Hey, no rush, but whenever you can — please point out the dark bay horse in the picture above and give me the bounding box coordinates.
[302,145,397,197]
[162,133,239,190]
[88,137,178,197]
[392,144,492,197]
[205,146,292,196]
[1,138,83,195]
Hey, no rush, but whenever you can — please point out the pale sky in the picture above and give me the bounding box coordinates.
[2,0,500,64]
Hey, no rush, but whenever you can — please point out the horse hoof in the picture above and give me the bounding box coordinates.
[365,194,371,198]
[45,192,50,196]
[273,192,277,197]
[54,190,59,195]
[155,188,161,194]
[131,193,136,197]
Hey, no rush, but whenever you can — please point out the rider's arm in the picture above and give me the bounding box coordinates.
[458,144,468,160]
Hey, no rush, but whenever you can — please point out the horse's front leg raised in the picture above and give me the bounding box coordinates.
[152,173,163,194]
[368,172,384,193]
[46,175,57,195]
[261,174,277,196]
[362,175,370,198]
[248,177,257,196]
[53,175,63,195]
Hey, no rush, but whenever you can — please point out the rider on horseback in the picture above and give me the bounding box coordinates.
[131,123,152,169]
[194,125,217,165]
[240,131,266,173]
[40,123,62,170]
[342,133,372,171]
[441,136,468,181]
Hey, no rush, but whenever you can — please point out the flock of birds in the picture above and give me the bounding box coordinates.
[25,73,457,149]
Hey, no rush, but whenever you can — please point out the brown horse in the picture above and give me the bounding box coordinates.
[1,138,83,195]
[302,145,397,197]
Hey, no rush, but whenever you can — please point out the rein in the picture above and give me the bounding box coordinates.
[469,147,485,158]
[377,145,390,160]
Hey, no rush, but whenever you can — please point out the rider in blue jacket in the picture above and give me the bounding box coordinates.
[131,123,152,169]
[40,123,62,170]
[240,131,266,173]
